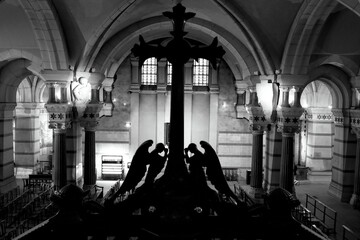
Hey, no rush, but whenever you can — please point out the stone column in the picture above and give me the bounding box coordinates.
[45,103,72,189]
[80,72,104,187]
[350,110,360,209]
[130,58,140,158]
[329,109,356,202]
[43,70,73,189]
[245,87,267,200]
[277,86,303,193]
[0,103,17,193]
[100,77,115,116]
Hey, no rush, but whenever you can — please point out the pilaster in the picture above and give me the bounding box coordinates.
[0,103,17,193]
[350,110,360,209]
[329,109,356,202]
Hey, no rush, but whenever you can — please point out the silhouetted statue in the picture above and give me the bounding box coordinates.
[144,143,168,185]
[105,140,153,207]
[184,143,207,188]
[200,140,243,206]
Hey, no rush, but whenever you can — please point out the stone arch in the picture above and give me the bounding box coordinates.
[0,58,33,102]
[305,65,352,109]
[19,0,69,70]
[90,17,273,83]
[281,0,338,75]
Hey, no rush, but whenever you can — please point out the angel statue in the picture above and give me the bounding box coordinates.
[200,140,245,207]
[104,140,168,208]
[72,77,91,103]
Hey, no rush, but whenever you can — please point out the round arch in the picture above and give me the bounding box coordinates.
[304,65,352,109]
[90,17,272,82]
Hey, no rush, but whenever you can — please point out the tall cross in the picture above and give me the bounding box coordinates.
[132,3,225,179]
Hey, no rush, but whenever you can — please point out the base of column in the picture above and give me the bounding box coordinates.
[241,185,265,204]
[0,176,17,193]
[328,181,353,202]
[350,194,360,209]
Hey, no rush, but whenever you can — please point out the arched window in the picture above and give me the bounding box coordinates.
[167,61,172,85]
[193,58,209,86]
[141,57,157,85]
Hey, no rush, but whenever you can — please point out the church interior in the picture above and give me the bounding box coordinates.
[1,0,360,239]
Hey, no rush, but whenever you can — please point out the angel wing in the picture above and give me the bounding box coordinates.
[106,140,153,205]
[200,140,242,206]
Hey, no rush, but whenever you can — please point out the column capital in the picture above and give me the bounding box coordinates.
[102,77,115,91]
[277,107,304,134]
[79,103,103,130]
[350,110,360,133]
[45,103,73,130]
[332,108,351,126]
[246,106,268,131]
[41,70,73,83]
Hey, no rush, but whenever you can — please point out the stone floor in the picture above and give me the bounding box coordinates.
[96,179,360,240]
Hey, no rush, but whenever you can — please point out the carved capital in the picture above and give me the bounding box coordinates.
[350,109,360,128]
[246,105,267,121]
[276,107,304,134]
[79,103,103,130]
[45,103,73,130]
[332,108,351,125]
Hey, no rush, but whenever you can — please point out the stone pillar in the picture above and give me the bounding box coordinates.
[45,103,72,189]
[263,124,282,192]
[100,77,115,116]
[80,72,104,187]
[43,70,73,189]
[0,103,17,193]
[329,109,356,202]
[14,103,42,175]
[82,124,97,186]
[209,66,219,148]
[235,80,249,119]
[244,87,267,200]
[350,110,360,209]
[130,58,140,158]
[277,87,303,193]
[157,60,167,145]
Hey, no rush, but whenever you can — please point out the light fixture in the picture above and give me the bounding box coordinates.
[125,122,131,128]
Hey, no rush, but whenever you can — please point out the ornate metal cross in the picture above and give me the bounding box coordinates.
[132,3,225,179]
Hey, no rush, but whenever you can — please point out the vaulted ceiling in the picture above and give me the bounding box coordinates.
[1,0,360,83]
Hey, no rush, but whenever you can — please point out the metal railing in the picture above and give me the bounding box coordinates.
[305,194,337,234]
[342,225,360,240]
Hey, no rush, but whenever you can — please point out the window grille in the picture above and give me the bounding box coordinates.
[193,58,209,86]
[141,57,157,85]
[167,62,172,85]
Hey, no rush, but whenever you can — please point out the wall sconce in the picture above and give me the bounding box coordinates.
[125,122,131,128]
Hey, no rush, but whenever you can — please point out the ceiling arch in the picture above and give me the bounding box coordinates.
[90,16,273,82]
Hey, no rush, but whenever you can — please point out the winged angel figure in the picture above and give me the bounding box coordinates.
[200,141,244,207]
[104,140,154,206]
